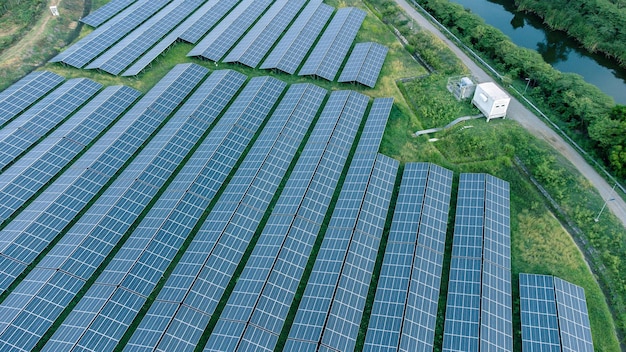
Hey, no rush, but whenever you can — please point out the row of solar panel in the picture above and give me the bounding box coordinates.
[442,173,513,352]
[58,0,387,87]
[520,274,594,352]
[0,64,400,351]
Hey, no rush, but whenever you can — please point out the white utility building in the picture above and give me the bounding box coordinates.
[472,82,510,121]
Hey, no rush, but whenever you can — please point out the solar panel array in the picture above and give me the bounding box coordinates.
[80,0,138,27]
[0,69,244,352]
[0,78,102,171]
[0,63,206,299]
[338,42,389,88]
[0,71,64,128]
[519,274,561,352]
[188,0,274,62]
[124,82,325,352]
[260,0,333,74]
[224,0,306,68]
[42,76,285,352]
[299,7,367,81]
[203,90,369,351]
[51,0,171,68]
[0,85,140,227]
[442,173,512,352]
[520,274,594,352]
[364,162,453,352]
[178,0,240,44]
[86,0,206,75]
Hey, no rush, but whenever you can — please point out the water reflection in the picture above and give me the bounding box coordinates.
[452,0,626,103]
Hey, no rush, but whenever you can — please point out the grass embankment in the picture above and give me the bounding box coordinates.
[35,0,622,350]
[0,0,87,91]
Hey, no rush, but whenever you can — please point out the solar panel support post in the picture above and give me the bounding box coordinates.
[594,182,617,222]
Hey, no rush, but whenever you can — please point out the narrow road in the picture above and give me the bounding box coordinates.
[394,0,626,227]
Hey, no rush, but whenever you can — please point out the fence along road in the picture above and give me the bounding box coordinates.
[394,0,626,228]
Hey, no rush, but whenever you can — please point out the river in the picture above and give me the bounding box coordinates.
[450,0,626,104]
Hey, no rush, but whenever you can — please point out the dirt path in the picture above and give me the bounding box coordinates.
[394,0,626,228]
[0,0,62,71]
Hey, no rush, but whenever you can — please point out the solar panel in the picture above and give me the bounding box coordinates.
[0,71,65,128]
[299,7,366,81]
[0,64,206,298]
[443,173,486,352]
[0,78,102,171]
[338,42,388,88]
[203,90,369,351]
[81,0,139,27]
[51,0,171,68]
[122,0,236,76]
[223,0,306,68]
[260,0,332,74]
[480,175,512,352]
[519,274,561,352]
[187,0,273,61]
[0,70,244,352]
[42,76,285,352]
[363,163,453,352]
[87,0,205,75]
[124,83,325,351]
[0,85,140,232]
[554,277,594,352]
[178,0,240,43]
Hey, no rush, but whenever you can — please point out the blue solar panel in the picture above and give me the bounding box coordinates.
[124,83,325,351]
[554,277,594,352]
[0,64,206,298]
[260,0,332,74]
[519,274,561,352]
[87,0,206,75]
[480,175,512,352]
[0,78,102,172]
[0,70,243,352]
[338,42,388,88]
[299,7,366,81]
[122,0,238,76]
[0,85,140,230]
[223,0,306,68]
[51,0,171,68]
[178,0,240,43]
[364,163,453,352]
[187,0,273,62]
[0,71,64,128]
[204,90,369,352]
[42,76,285,352]
[81,0,139,27]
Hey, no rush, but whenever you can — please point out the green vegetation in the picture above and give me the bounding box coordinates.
[414,0,626,181]
[0,0,46,51]
[0,0,85,91]
[514,0,626,68]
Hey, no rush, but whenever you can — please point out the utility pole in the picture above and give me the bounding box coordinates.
[594,183,617,222]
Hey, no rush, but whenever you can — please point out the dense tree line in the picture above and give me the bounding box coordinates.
[0,0,46,22]
[514,0,626,68]
[416,0,626,178]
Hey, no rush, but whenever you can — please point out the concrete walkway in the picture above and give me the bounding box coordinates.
[395,0,626,227]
